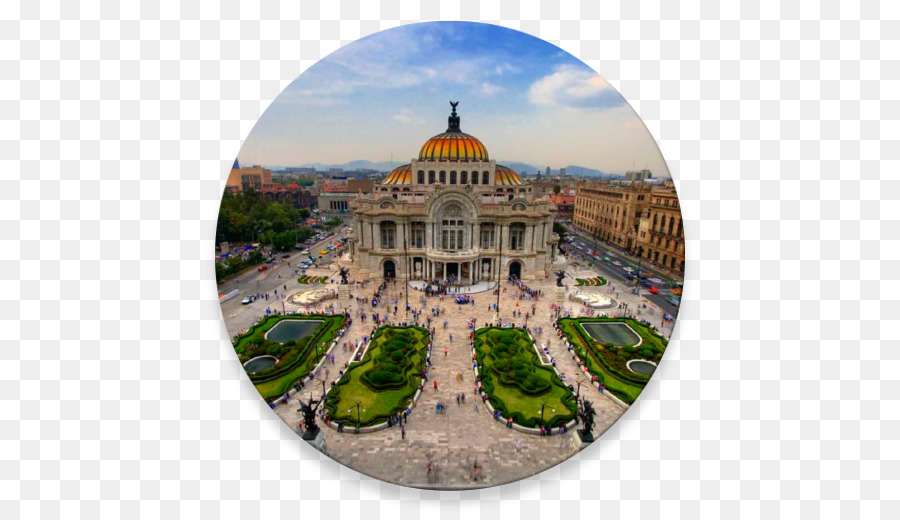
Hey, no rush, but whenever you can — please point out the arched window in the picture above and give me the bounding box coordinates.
[482,171,489,185]
[450,171,457,184]
[439,171,446,183]
[429,171,435,184]
[417,171,425,184]
[472,173,479,185]
[461,171,468,184]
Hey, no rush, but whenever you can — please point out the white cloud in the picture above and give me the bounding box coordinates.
[527,65,625,109]
[392,111,424,124]
[480,82,502,96]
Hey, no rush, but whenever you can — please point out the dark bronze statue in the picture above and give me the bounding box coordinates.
[555,270,566,287]
[578,399,596,443]
[339,267,349,285]
[298,396,321,440]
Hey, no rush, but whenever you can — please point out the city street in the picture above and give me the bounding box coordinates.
[562,226,682,314]
[218,225,349,337]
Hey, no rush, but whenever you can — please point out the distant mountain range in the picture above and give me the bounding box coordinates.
[267,160,620,178]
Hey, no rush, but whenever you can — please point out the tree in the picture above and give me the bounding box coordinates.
[274,231,295,251]
[553,184,561,194]
[296,225,313,243]
[298,209,311,219]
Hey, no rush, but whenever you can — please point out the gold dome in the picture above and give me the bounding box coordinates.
[382,164,411,185]
[418,132,489,162]
[418,101,488,162]
[495,164,524,185]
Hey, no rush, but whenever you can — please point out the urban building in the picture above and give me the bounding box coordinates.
[548,193,575,221]
[574,180,684,275]
[349,103,559,282]
[318,181,372,212]
[625,169,652,181]
[635,183,684,274]
[225,162,273,192]
[573,181,651,252]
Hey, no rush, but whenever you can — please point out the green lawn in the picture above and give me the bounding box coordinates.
[474,327,577,428]
[325,326,429,427]
[557,317,667,405]
[232,314,347,401]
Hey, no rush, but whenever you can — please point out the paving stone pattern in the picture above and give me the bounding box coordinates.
[267,271,672,488]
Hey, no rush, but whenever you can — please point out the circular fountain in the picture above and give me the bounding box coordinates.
[243,355,277,373]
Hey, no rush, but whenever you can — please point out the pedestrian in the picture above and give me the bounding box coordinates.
[444,347,448,357]
[401,424,406,440]
[433,380,438,390]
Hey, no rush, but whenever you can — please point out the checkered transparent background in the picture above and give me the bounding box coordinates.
[1,1,897,518]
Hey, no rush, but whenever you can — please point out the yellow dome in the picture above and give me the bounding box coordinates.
[418,132,489,162]
[382,164,411,185]
[495,164,524,185]
[417,101,489,162]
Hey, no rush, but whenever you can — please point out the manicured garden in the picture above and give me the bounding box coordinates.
[474,327,577,428]
[557,317,666,405]
[575,276,607,287]
[324,326,430,428]
[297,274,328,284]
[232,314,347,401]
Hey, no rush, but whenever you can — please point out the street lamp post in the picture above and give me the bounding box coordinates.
[538,402,556,427]
[403,233,409,314]
[576,380,583,400]
[495,224,503,325]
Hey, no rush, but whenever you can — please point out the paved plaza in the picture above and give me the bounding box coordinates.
[223,249,675,488]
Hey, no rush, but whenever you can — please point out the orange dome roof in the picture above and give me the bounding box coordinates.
[418,132,489,162]
[495,164,524,185]
[382,164,412,185]
[417,102,489,162]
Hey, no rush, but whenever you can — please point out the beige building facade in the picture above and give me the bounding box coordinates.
[635,185,685,274]
[350,104,559,282]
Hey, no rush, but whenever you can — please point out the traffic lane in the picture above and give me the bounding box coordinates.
[569,233,679,285]
[565,249,677,312]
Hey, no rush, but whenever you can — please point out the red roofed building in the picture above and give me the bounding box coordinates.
[548,194,575,221]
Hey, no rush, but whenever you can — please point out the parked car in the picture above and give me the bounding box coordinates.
[666,296,681,306]
[319,249,328,255]
[257,265,268,272]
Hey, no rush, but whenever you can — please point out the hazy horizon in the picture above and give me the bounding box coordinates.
[237,22,669,177]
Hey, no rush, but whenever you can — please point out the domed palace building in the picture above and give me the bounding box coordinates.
[349,102,559,284]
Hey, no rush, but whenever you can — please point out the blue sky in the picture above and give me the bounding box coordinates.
[238,22,669,175]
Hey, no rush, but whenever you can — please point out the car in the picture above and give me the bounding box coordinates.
[257,265,268,272]
[648,286,660,294]
[623,267,634,273]
[319,249,328,255]
[241,296,253,305]
[666,296,681,306]
[612,260,623,266]
[300,249,310,255]
[602,257,612,263]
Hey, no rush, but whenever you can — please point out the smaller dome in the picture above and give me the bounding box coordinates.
[495,165,524,186]
[382,164,412,185]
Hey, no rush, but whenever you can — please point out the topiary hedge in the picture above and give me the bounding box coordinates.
[557,317,667,404]
[475,327,577,428]
[324,326,430,427]
[231,314,347,400]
